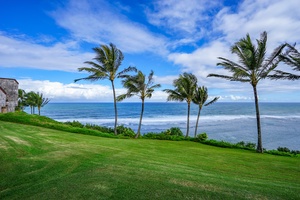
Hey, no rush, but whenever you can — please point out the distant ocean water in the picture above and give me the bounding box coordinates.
[25,102,300,150]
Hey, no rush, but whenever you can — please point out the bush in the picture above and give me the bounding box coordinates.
[245,142,256,149]
[64,120,84,128]
[196,133,208,142]
[235,141,256,150]
[169,127,183,136]
[85,123,114,133]
[277,146,290,153]
[116,125,135,138]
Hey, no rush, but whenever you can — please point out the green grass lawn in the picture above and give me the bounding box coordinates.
[0,120,299,199]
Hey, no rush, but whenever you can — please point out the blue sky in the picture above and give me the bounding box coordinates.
[0,0,299,102]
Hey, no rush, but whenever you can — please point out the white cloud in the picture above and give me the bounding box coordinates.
[166,0,300,101]
[18,79,168,102]
[51,0,168,55]
[0,32,92,72]
[146,0,217,36]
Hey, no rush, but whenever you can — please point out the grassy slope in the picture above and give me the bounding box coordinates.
[0,121,299,200]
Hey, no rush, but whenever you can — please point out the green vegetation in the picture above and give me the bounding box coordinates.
[192,86,219,137]
[208,31,286,153]
[164,73,198,137]
[117,70,161,138]
[17,90,50,115]
[74,43,136,135]
[1,119,299,199]
[270,44,300,80]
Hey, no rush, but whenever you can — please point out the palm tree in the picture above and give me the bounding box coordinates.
[36,92,50,115]
[25,91,38,114]
[192,86,219,138]
[117,70,161,138]
[74,43,136,135]
[16,89,27,111]
[208,31,286,153]
[164,73,197,138]
[269,44,300,80]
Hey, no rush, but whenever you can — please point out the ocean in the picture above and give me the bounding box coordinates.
[25,102,300,150]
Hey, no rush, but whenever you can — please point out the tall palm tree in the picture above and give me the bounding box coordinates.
[74,43,136,135]
[192,86,219,138]
[269,44,300,80]
[36,92,50,115]
[164,73,197,138]
[117,70,161,138]
[208,31,286,153]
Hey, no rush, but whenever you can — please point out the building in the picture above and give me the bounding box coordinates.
[0,78,19,113]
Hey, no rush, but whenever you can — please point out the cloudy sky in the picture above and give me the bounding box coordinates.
[0,0,299,102]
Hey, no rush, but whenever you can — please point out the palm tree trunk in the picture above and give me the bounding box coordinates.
[186,102,191,138]
[111,80,118,135]
[194,107,201,138]
[253,85,263,153]
[136,99,144,139]
[38,106,41,115]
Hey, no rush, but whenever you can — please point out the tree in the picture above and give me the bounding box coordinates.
[192,86,219,138]
[25,91,38,114]
[269,44,300,80]
[36,92,50,115]
[117,70,161,138]
[16,89,27,111]
[74,43,136,135]
[208,31,286,153]
[164,73,197,138]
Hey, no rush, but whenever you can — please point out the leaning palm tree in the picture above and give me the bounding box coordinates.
[75,43,136,135]
[208,31,286,153]
[164,73,197,138]
[36,92,50,115]
[192,86,219,138]
[117,70,161,138]
[269,44,300,80]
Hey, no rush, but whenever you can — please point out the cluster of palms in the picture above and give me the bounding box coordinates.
[75,44,218,140]
[17,90,50,115]
[75,31,299,153]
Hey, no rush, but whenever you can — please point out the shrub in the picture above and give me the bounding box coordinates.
[64,120,84,128]
[277,146,290,153]
[169,127,183,136]
[85,123,114,133]
[116,125,135,138]
[235,141,256,150]
[196,133,208,142]
[236,141,245,147]
[245,142,256,149]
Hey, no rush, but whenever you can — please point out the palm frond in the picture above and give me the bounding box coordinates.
[268,70,300,80]
[259,43,286,78]
[163,89,185,102]
[204,97,219,106]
